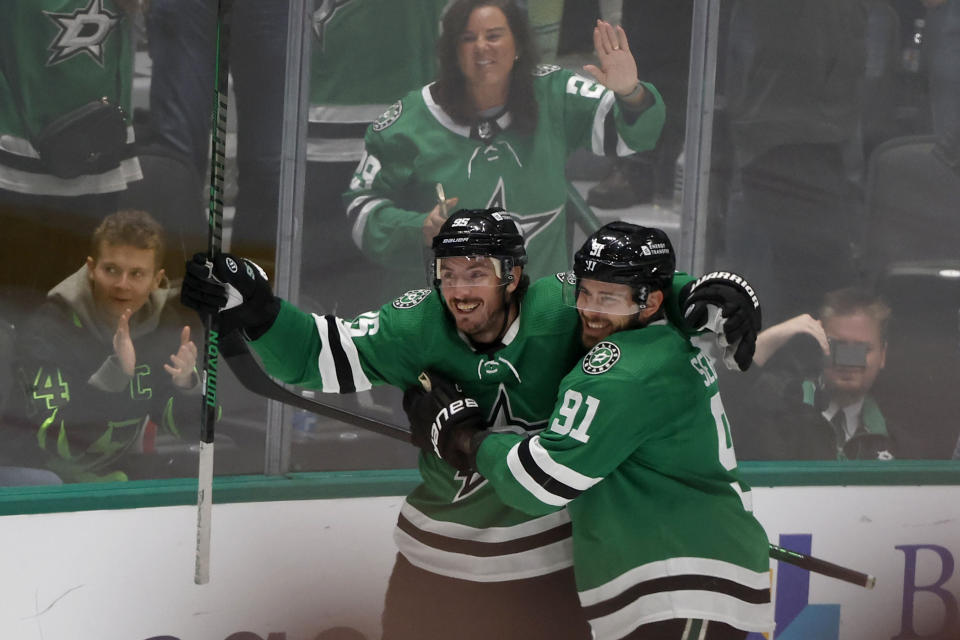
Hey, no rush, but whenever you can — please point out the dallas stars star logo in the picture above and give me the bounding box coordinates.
[453,384,546,501]
[485,177,562,244]
[44,0,121,67]
[312,0,354,52]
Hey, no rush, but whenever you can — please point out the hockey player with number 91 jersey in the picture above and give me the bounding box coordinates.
[467,223,774,639]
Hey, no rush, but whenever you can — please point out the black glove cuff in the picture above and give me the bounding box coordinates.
[467,430,493,471]
[241,296,282,340]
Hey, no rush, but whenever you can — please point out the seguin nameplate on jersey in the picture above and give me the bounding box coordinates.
[582,341,621,375]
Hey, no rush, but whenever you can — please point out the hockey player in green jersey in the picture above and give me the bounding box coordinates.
[180,208,762,639]
[343,0,666,297]
[407,222,774,639]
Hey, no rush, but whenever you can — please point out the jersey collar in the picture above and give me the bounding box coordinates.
[422,83,513,140]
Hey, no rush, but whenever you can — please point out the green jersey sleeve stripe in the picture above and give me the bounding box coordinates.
[315,314,371,393]
[347,197,388,249]
[524,435,602,492]
[513,437,581,502]
[590,91,617,155]
[397,510,572,556]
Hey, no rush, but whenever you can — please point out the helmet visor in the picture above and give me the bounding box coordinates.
[561,271,642,316]
[433,255,507,289]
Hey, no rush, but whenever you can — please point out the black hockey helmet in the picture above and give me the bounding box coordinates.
[571,221,675,308]
[431,207,527,285]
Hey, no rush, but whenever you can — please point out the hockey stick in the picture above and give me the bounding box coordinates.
[195,0,233,586]
[565,179,602,234]
[219,338,875,590]
[218,330,411,441]
[769,544,876,589]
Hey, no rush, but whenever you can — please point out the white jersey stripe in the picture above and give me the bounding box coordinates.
[399,501,570,541]
[308,103,389,124]
[348,197,388,250]
[311,314,373,393]
[337,317,373,392]
[394,527,574,582]
[528,435,603,491]
[586,590,775,639]
[591,91,617,155]
[579,556,771,606]
[313,314,341,392]
[507,441,571,507]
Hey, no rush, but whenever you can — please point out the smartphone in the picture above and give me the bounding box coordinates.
[829,340,869,367]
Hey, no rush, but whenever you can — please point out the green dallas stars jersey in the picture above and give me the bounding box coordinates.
[251,273,697,581]
[343,66,664,296]
[307,0,450,163]
[475,322,774,637]
[0,0,139,195]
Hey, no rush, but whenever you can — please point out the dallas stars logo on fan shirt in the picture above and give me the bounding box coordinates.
[43,0,121,67]
[484,177,561,245]
[583,342,621,375]
[312,0,354,51]
[373,101,403,132]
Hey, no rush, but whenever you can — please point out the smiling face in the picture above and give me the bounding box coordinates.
[87,242,164,325]
[822,312,886,404]
[456,5,517,100]
[576,279,663,348]
[438,256,519,343]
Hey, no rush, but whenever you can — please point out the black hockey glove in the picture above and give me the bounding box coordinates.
[181,253,280,340]
[403,370,487,473]
[680,272,762,371]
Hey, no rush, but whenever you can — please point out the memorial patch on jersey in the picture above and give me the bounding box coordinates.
[372,101,402,131]
[533,64,562,77]
[392,288,431,309]
[582,341,621,375]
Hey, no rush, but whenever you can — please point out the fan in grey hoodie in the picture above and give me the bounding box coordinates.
[10,210,200,482]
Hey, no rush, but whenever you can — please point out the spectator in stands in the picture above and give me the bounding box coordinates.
[719,0,868,322]
[924,0,960,173]
[342,0,665,299]
[587,0,694,208]
[8,210,199,482]
[728,287,896,461]
[303,0,449,312]
[0,0,144,299]
[144,0,288,274]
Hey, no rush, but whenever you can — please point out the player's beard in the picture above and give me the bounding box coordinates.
[451,294,506,341]
[579,312,647,348]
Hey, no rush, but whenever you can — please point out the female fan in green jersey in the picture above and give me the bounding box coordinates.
[342,0,665,298]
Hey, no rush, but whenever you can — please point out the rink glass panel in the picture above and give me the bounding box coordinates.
[0,0,956,492]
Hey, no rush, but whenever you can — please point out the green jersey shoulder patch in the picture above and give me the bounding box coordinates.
[392,288,432,309]
[533,64,562,77]
[582,341,621,375]
[372,100,403,131]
